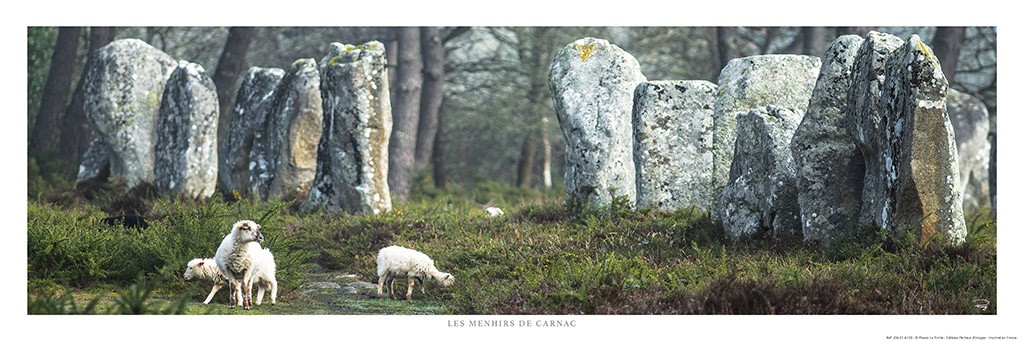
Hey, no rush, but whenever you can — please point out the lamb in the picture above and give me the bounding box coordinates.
[214,220,278,309]
[376,245,455,301]
[185,252,277,305]
[183,258,228,304]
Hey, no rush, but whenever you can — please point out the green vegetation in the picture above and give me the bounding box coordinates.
[27,179,996,315]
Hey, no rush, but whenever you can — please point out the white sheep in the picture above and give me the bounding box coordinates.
[215,220,278,309]
[376,245,455,301]
[185,252,278,306]
[183,258,227,304]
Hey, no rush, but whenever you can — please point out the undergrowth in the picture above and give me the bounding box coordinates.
[27,178,997,315]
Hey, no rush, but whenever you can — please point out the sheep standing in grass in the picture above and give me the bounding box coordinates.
[376,245,455,301]
[185,251,277,305]
[183,258,228,304]
[215,220,278,309]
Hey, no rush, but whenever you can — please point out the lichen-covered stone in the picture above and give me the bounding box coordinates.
[792,35,865,243]
[632,80,716,211]
[712,55,821,197]
[946,89,991,210]
[716,106,803,239]
[302,41,393,214]
[549,37,646,208]
[846,31,904,228]
[249,59,324,201]
[880,35,966,244]
[218,67,285,197]
[77,137,111,183]
[83,39,177,187]
[154,61,219,199]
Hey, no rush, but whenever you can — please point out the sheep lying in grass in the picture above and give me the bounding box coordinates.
[376,245,455,301]
[185,252,277,305]
[215,220,278,309]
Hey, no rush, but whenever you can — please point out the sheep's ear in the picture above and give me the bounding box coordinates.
[197,261,204,266]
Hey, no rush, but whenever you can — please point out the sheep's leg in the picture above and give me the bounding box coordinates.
[241,270,254,310]
[406,277,415,301]
[389,278,397,299]
[204,283,222,304]
[419,277,425,294]
[377,275,387,299]
[255,283,266,306]
[229,281,242,308]
[269,277,278,305]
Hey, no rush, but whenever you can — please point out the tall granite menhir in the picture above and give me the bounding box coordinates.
[218,67,285,197]
[880,35,966,244]
[846,31,904,229]
[549,37,647,208]
[711,55,821,198]
[83,38,177,187]
[632,80,716,211]
[791,35,865,243]
[302,41,393,214]
[249,59,324,202]
[154,61,219,199]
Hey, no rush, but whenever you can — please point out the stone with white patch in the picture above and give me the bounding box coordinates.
[154,61,219,199]
[218,67,285,197]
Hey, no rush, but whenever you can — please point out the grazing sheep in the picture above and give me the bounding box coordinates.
[183,258,228,304]
[376,245,455,301]
[215,220,275,309]
[185,252,277,305]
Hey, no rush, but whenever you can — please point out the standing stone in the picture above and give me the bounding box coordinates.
[76,137,111,184]
[792,35,865,243]
[549,37,647,209]
[154,61,219,199]
[715,106,803,239]
[846,31,904,228]
[880,35,966,244]
[946,89,991,211]
[632,80,716,211]
[302,41,393,214]
[218,67,285,197]
[712,55,821,197]
[249,59,324,202]
[83,39,177,187]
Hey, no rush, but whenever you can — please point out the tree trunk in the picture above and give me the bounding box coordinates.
[60,27,116,166]
[516,135,539,188]
[432,100,447,189]
[212,27,257,149]
[801,27,824,57]
[541,116,552,191]
[30,27,81,156]
[712,27,734,80]
[388,27,423,200]
[932,26,965,85]
[415,26,444,170]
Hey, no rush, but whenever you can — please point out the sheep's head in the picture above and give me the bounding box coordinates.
[438,273,455,287]
[232,220,265,244]
[183,258,204,281]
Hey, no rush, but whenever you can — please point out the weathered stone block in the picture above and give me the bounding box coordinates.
[83,39,177,187]
[712,55,821,197]
[249,59,324,201]
[549,37,646,209]
[632,80,716,211]
[218,67,285,197]
[792,35,865,243]
[302,41,393,214]
[154,61,219,199]
[716,106,803,239]
[947,89,991,211]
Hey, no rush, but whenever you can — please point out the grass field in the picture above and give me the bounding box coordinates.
[26,179,997,315]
